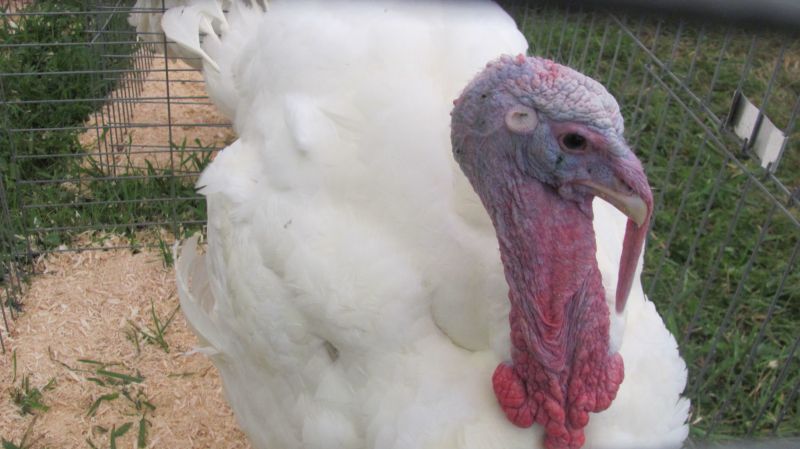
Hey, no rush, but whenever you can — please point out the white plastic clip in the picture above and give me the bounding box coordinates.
[726,90,788,172]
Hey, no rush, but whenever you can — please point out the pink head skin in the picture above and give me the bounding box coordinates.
[451,55,653,449]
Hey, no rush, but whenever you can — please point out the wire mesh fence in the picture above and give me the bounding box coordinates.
[510,4,800,441]
[0,0,798,446]
[0,0,229,366]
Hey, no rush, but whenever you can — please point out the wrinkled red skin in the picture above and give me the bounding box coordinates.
[488,178,623,449]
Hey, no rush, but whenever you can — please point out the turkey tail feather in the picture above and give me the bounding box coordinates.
[175,235,223,355]
[160,0,226,72]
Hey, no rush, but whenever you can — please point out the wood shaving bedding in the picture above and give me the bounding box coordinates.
[2,34,250,448]
[0,243,251,448]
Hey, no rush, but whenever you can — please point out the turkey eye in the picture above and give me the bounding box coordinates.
[561,133,587,152]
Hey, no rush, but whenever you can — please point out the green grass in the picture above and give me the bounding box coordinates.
[7,348,56,416]
[15,137,214,252]
[48,352,155,448]
[0,0,134,260]
[0,0,135,182]
[79,361,154,449]
[85,421,135,449]
[81,362,155,449]
[0,0,213,263]
[9,375,55,416]
[3,352,54,446]
[126,298,181,354]
[514,6,800,440]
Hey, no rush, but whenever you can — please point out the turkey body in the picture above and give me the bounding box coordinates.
[169,2,690,448]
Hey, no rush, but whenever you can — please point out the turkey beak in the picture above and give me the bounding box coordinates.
[576,179,647,227]
[574,151,653,313]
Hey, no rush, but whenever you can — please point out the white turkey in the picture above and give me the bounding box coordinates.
[141,1,692,448]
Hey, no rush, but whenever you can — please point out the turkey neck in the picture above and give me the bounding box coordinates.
[478,165,623,449]
[492,178,602,367]
[485,169,609,364]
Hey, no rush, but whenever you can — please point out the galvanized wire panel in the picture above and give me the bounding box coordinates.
[512,2,800,441]
[0,0,227,265]
[0,0,231,346]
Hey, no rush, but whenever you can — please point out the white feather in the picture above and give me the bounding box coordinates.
[151,1,691,448]
[160,0,226,71]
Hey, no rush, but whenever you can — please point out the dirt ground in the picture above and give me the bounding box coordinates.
[0,51,251,447]
[0,239,251,448]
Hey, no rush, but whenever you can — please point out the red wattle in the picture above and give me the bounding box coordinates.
[492,281,624,449]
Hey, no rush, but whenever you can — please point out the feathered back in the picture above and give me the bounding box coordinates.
[193,1,532,354]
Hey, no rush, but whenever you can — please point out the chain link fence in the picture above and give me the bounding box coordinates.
[0,0,798,445]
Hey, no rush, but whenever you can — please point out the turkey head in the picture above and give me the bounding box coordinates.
[451,55,653,449]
